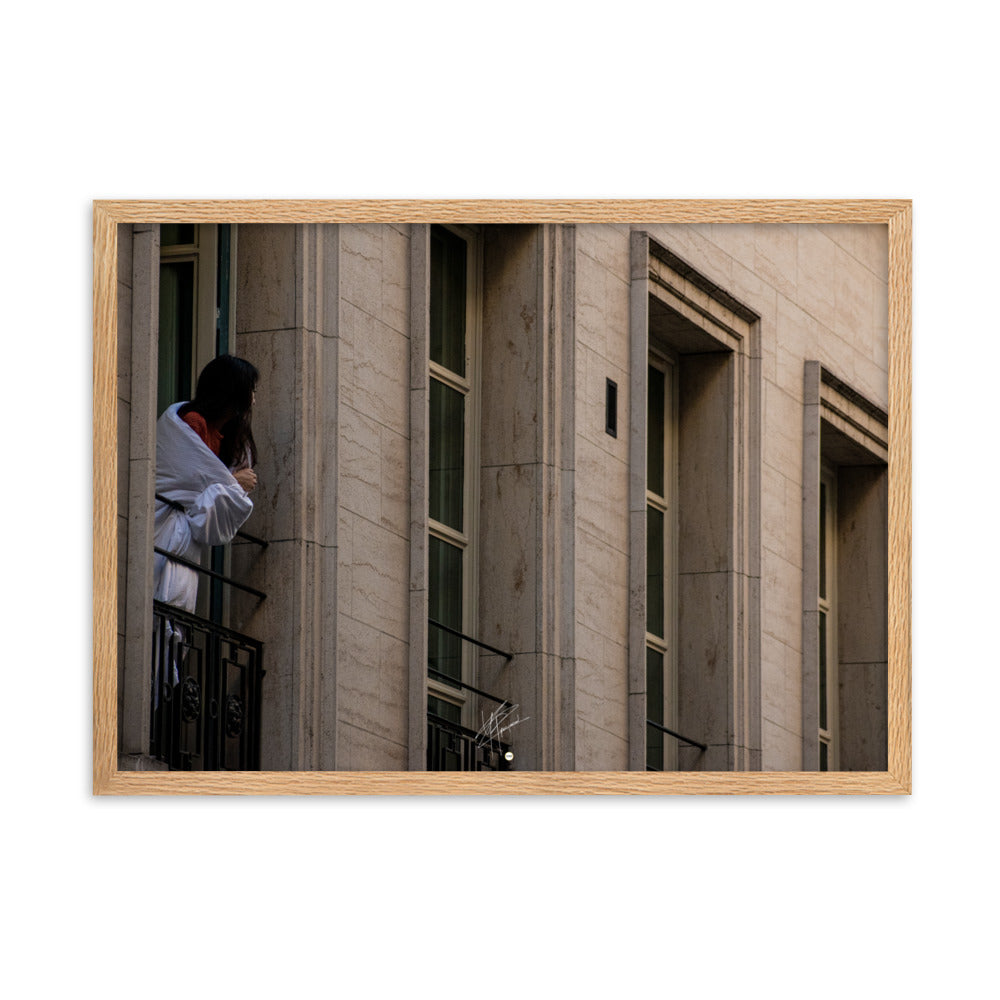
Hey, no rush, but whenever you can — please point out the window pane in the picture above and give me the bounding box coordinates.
[646,506,665,639]
[819,481,828,601]
[647,647,664,771]
[428,536,463,684]
[430,226,467,377]
[819,741,829,771]
[429,378,465,531]
[158,260,195,415]
[647,364,665,496]
[428,695,462,726]
[819,610,828,731]
[161,224,195,247]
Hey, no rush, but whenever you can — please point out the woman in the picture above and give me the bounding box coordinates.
[153,355,260,613]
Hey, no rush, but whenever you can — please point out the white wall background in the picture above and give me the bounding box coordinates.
[2,2,993,996]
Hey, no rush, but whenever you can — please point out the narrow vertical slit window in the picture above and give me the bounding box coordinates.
[646,352,677,771]
[606,378,618,437]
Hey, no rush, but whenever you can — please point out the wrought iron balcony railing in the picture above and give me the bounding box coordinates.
[427,619,516,772]
[645,718,707,771]
[427,708,513,772]
[151,601,265,770]
[151,494,267,770]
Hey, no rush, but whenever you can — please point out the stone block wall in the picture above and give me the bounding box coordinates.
[336,224,411,769]
[117,220,888,775]
[648,223,888,770]
[572,225,632,769]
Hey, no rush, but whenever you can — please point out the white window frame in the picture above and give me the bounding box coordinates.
[159,224,219,409]
[427,224,483,729]
[646,348,679,771]
[158,223,239,624]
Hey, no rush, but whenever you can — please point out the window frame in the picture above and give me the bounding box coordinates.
[802,360,889,772]
[158,224,218,417]
[629,231,761,773]
[157,223,239,625]
[818,461,839,771]
[645,348,679,771]
[426,223,483,730]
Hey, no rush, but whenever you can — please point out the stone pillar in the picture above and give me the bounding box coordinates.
[119,223,160,768]
[801,361,823,771]
[232,223,340,771]
[837,466,889,770]
[335,223,411,770]
[477,224,575,771]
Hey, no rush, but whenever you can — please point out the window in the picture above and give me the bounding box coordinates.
[646,352,678,771]
[803,362,888,771]
[158,223,236,623]
[427,224,482,733]
[818,463,838,770]
[158,224,226,416]
[630,232,761,772]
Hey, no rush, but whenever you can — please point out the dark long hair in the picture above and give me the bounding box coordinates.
[181,355,259,468]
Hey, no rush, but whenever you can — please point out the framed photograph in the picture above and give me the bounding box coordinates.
[93,200,911,794]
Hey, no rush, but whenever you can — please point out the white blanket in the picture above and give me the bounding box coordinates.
[153,402,254,613]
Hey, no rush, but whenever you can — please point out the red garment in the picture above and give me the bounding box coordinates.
[181,410,224,457]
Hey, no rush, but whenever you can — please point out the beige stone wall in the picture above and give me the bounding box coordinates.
[116,224,132,752]
[230,223,415,770]
[118,221,887,774]
[117,223,159,767]
[232,225,339,769]
[648,223,888,771]
[572,225,632,769]
[336,224,412,769]
[478,226,546,765]
[564,223,886,772]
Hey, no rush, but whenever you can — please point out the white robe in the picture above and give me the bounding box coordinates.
[152,402,254,613]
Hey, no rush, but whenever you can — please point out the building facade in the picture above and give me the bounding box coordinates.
[116,221,888,772]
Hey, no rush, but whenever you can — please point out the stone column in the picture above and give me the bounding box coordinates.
[477,224,576,771]
[119,223,160,768]
[232,223,340,771]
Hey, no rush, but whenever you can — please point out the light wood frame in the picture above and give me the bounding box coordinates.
[93,199,911,795]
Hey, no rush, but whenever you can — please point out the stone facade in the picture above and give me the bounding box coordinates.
[117,221,888,773]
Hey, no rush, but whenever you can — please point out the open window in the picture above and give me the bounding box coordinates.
[157,224,237,624]
[118,222,266,771]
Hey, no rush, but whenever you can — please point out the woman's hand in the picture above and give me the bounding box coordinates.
[234,468,258,493]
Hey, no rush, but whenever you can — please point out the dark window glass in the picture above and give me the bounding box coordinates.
[646,506,665,639]
[646,647,664,771]
[157,260,195,415]
[819,481,828,601]
[161,224,196,247]
[430,226,467,377]
[647,364,665,495]
[428,536,463,684]
[606,378,618,437]
[428,695,462,726]
[429,378,464,531]
[819,611,828,731]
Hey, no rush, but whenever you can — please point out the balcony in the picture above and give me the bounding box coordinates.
[645,718,707,771]
[427,619,516,772]
[151,601,264,770]
[151,495,267,770]
[427,710,513,771]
